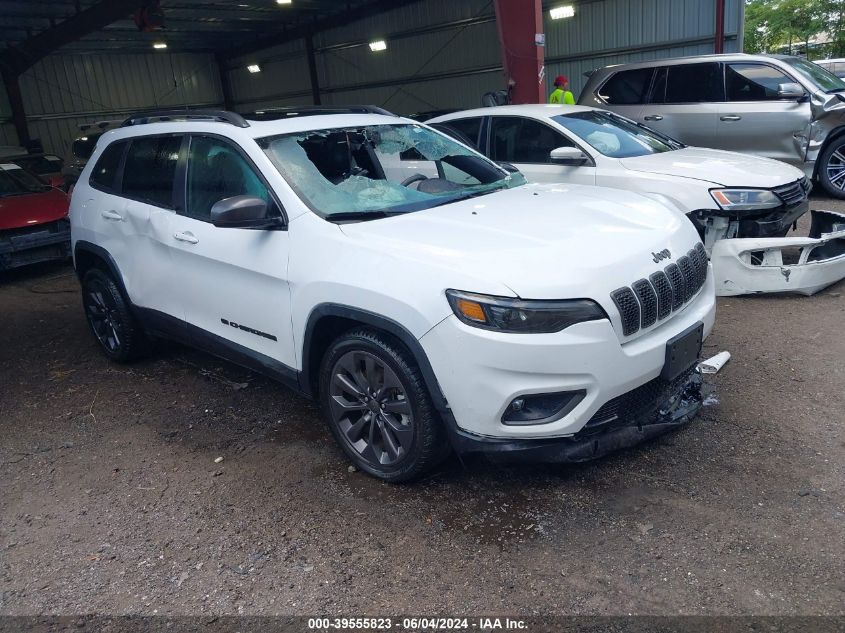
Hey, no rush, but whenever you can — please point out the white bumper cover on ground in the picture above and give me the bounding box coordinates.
[712,209,845,296]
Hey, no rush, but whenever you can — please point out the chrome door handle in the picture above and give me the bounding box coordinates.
[173,231,199,244]
[643,115,663,121]
[101,210,123,221]
[720,115,742,121]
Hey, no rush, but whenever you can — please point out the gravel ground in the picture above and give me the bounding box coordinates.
[1,197,843,617]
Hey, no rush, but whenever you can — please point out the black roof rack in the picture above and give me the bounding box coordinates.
[121,109,250,128]
[240,105,396,121]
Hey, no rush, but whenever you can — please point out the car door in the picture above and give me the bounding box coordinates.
[640,63,722,147]
[717,62,812,165]
[117,134,187,328]
[487,115,596,184]
[167,134,296,372]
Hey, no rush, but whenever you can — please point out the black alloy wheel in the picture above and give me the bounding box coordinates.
[329,349,413,466]
[81,268,147,362]
[319,328,449,482]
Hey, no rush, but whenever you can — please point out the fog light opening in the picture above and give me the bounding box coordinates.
[502,390,586,425]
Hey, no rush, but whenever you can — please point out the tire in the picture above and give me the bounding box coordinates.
[818,136,845,199]
[318,327,450,483]
[81,268,148,362]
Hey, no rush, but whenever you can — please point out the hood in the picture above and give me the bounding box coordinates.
[339,183,700,304]
[620,147,805,188]
[0,188,69,230]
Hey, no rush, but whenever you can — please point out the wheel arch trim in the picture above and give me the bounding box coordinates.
[73,241,133,306]
[301,303,449,412]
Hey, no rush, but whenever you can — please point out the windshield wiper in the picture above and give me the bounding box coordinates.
[430,185,508,208]
[325,210,405,223]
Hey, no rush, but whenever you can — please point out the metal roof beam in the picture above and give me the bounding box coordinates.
[221,0,424,60]
[0,0,145,74]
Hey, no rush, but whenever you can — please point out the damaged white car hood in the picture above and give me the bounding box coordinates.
[620,147,805,188]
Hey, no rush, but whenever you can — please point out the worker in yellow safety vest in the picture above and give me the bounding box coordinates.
[549,75,575,105]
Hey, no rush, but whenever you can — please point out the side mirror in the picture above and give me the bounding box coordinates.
[778,82,805,99]
[497,161,521,174]
[549,146,590,166]
[210,195,280,229]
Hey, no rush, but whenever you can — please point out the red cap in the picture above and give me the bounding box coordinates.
[554,75,568,86]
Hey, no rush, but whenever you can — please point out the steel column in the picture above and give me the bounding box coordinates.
[215,53,234,111]
[714,0,726,54]
[493,0,544,104]
[305,32,321,105]
[1,70,30,146]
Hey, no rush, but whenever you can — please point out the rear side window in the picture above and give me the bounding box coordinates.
[655,63,725,104]
[726,63,793,101]
[599,68,655,105]
[441,117,483,147]
[89,141,126,191]
[122,136,183,208]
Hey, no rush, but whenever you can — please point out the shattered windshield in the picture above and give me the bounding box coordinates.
[553,111,683,158]
[259,124,524,220]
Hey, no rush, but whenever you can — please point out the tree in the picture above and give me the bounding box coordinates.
[744,0,826,57]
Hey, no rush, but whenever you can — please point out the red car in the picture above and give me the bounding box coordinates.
[0,163,71,270]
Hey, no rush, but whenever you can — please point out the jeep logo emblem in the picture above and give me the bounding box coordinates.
[652,249,671,263]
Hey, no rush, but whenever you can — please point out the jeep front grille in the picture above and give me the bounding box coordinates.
[610,243,708,337]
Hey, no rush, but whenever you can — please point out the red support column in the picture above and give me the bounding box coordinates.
[494,0,545,104]
[714,0,726,54]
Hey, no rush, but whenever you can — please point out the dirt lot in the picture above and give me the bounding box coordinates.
[1,200,843,618]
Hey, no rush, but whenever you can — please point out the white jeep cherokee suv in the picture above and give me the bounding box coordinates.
[70,107,716,482]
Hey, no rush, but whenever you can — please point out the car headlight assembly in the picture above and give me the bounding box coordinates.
[445,290,607,333]
[710,188,782,211]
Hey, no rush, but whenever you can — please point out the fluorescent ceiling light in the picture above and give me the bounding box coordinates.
[369,40,387,52]
[247,64,261,73]
[549,5,575,19]
[276,0,292,4]
[153,42,167,49]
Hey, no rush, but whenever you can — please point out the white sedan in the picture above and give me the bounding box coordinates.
[428,105,845,296]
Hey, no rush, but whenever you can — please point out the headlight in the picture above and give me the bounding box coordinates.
[710,188,781,211]
[445,289,607,333]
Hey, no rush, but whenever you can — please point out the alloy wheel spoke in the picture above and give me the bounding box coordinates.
[381,413,412,448]
[830,168,845,186]
[363,355,380,392]
[334,372,364,399]
[344,413,370,443]
[833,149,845,164]
[330,395,368,419]
[382,399,411,415]
[380,423,403,461]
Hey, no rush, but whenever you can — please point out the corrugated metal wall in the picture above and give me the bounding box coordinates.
[0,53,222,156]
[0,0,743,153]
[227,0,743,115]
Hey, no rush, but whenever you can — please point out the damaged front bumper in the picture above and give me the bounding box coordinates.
[448,371,704,464]
[0,219,71,271]
[711,209,845,296]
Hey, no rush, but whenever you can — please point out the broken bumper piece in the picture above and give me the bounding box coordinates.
[712,209,845,296]
[449,371,704,464]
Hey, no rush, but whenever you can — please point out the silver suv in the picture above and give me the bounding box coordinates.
[579,54,845,198]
